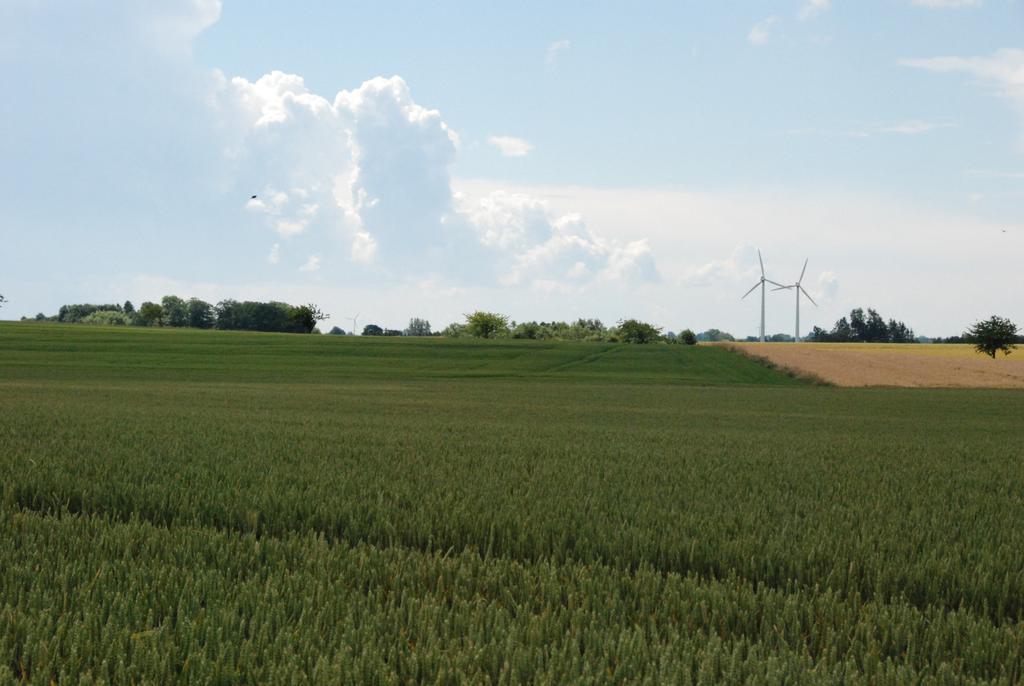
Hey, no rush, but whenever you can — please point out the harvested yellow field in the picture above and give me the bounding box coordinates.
[727,342,1024,388]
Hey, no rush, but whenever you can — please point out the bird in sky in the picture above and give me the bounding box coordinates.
[250,194,258,199]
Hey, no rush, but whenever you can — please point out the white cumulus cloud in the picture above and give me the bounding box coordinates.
[748,17,778,46]
[488,136,534,157]
[222,72,458,263]
[788,120,955,138]
[350,232,378,264]
[335,76,459,258]
[910,0,982,7]
[798,0,831,20]
[462,191,553,250]
[814,271,840,302]
[459,191,657,289]
[681,245,761,287]
[901,49,1024,148]
[299,255,321,272]
[223,68,653,289]
[245,188,321,237]
[546,39,570,66]
[875,120,954,135]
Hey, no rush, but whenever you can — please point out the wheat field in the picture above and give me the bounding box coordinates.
[728,342,1024,388]
[3,324,1024,682]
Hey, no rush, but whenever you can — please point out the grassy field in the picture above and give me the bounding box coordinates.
[0,324,794,386]
[1,323,1023,683]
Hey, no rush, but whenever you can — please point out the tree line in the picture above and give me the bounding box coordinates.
[343,312,699,345]
[807,307,916,343]
[32,297,326,334]
[19,296,1018,355]
[18,300,725,346]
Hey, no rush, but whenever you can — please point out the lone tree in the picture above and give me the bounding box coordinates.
[968,316,1018,358]
[465,311,509,339]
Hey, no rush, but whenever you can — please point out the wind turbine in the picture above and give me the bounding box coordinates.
[772,259,817,342]
[741,250,784,343]
[348,314,359,336]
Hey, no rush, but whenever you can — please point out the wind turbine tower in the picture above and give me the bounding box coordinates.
[741,250,784,343]
[773,259,817,342]
[348,314,360,336]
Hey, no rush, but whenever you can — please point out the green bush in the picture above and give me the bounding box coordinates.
[615,319,662,344]
[80,310,132,326]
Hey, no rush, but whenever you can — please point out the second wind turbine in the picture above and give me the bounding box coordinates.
[772,258,817,342]
[741,250,784,343]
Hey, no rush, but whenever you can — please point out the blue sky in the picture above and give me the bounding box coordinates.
[198,2,1022,196]
[2,0,1022,336]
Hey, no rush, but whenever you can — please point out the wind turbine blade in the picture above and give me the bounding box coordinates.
[765,279,786,288]
[771,285,792,291]
[800,286,817,306]
[758,250,765,277]
[799,258,808,284]
[741,282,760,299]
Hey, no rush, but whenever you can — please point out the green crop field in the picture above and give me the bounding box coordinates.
[1,322,1023,684]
